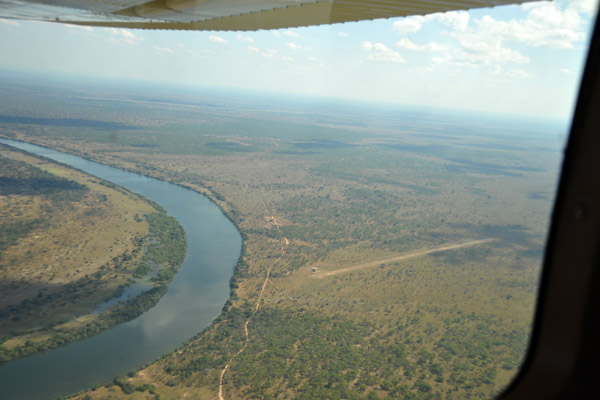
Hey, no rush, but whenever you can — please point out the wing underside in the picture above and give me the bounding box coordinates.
[0,0,530,31]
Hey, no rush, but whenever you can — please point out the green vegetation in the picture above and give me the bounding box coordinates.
[0,80,559,399]
[145,213,187,282]
[0,151,87,256]
[0,145,186,363]
[0,211,185,363]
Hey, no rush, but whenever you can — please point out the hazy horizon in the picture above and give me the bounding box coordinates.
[0,0,597,119]
[0,68,573,134]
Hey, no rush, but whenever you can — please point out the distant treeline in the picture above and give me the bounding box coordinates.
[0,115,138,131]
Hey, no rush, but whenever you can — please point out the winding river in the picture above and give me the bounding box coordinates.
[0,139,242,400]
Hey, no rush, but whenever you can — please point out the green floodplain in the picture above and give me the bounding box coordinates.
[0,73,566,400]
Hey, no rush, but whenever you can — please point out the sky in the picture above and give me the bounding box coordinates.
[0,0,597,119]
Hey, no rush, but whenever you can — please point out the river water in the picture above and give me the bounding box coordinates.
[0,139,242,399]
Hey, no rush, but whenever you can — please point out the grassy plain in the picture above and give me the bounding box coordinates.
[0,77,563,399]
[0,143,185,362]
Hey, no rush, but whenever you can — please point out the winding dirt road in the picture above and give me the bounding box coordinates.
[218,215,288,400]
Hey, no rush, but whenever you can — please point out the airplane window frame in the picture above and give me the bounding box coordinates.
[0,2,597,398]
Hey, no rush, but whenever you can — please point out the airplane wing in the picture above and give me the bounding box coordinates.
[0,0,532,31]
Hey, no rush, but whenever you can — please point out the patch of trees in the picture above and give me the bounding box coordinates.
[141,301,517,400]
[145,213,186,277]
[112,377,157,395]
[0,286,171,363]
[0,156,88,198]
[152,306,449,400]
[0,219,47,255]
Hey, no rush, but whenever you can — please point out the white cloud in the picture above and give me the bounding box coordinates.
[489,66,536,78]
[473,3,586,49]
[433,42,529,67]
[435,11,470,32]
[392,16,426,34]
[175,43,194,54]
[392,3,585,50]
[153,46,173,54]
[286,42,312,50]
[236,34,254,43]
[120,29,135,40]
[566,0,598,15]
[262,49,277,58]
[506,69,536,78]
[361,41,373,50]
[338,32,349,37]
[63,24,95,38]
[457,29,530,63]
[308,56,319,62]
[247,46,260,52]
[560,68,573,74]
[282,56,294,62]
[283,30,301,38]
[0,18,19,27]
[272,29,306,39]
[396,38,447,51]
[429,1,589,68]
[392,11,469,34]
[209,35,228,44]
[361,41,406,63]
[105,28,139,45]
[65,24,93,33]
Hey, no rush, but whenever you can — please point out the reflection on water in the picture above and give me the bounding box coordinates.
[94,281,154,313]
[0,139,242,400]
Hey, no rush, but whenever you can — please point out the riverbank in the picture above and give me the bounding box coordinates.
[0,139,241,400]
[0,143,186,364]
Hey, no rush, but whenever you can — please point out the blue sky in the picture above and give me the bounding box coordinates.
[0,0,597,118]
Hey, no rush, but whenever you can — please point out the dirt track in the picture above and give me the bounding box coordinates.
[313,239,495,278]
[219,215,288,400]
[218,225,494,398]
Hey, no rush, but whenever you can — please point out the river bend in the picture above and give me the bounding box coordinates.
[0,138,241,400]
